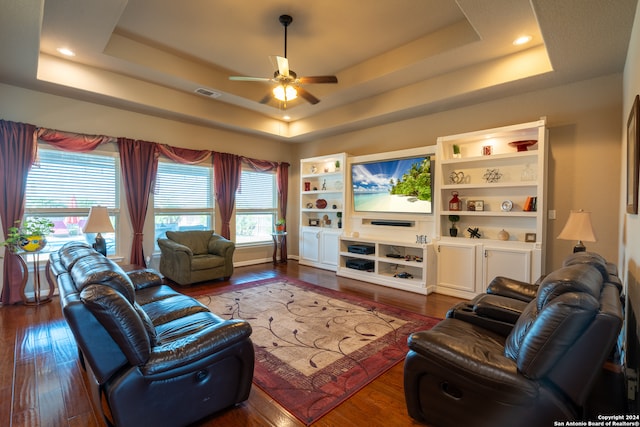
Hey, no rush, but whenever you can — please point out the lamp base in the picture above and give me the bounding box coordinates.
[93,233,107,256]
[573,240,586,253]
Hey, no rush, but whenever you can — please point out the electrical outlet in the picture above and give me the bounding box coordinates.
[548,210,556,220]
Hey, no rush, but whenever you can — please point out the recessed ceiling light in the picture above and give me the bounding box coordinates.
[513,35,532,46]
[56,47,76,57]
[283,115,291,120]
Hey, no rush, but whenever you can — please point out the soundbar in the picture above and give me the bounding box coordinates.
[370,220,413,227]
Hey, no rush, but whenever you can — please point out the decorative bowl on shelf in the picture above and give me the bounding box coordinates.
[508,140,537,152]
[315,199,328,209]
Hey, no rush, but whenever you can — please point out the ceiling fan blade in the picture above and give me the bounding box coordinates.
[297,86,320,104]
[259,93,273,104]
[229,76,273,82]
[276,56,290,77]
[298,76,338,84]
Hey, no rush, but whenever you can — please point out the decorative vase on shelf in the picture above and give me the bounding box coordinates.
[449,227,458,237]
[449,191,462,211]
[497,229,510,241]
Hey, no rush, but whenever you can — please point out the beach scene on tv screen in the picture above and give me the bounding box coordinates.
[351,156,432,213]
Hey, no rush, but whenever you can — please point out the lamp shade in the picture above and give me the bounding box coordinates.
[82,206,114,233]
[557,209,596,252]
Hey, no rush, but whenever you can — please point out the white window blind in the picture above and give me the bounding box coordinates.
[154,162,212,209]
[26,149,118,209]
[236,169,276,244]
[23,147,119,253]
[236,170,276,210]
[154,161,214,246]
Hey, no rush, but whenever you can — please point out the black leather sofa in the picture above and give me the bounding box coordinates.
[51,242,254,427]
[403,262,623,427]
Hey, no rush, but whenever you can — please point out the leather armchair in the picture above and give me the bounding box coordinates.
[404,264,623,427]
[158,230,235,285]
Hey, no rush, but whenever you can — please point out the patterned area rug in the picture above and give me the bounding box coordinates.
[194,277,440,425]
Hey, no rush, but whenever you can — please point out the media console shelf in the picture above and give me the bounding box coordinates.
[434,119,548,298]
[337,236,436,295]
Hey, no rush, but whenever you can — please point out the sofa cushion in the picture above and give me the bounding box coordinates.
[166,230,214,255]
[191,254,226,271]
[562,251,609,283]
[536,264,602,309]
[509,292,599,379]
[60,241,96,270]
[81,284,151,366]
[71,255,136,303]
[133,302,158,345]
[141,293,210,326]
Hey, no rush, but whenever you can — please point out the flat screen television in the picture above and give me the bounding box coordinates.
[351,155,433,214]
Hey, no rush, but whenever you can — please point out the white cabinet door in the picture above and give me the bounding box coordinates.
[436,242,478,297]
[300,227,320,264]
[482,246,531,288]
[320,230,341,268]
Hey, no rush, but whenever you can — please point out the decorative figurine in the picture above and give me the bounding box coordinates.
[468,227,481,238]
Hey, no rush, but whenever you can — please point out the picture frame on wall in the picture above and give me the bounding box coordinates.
[627,94,640,214]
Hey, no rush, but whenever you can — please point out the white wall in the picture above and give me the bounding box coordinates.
[622,0,640,346]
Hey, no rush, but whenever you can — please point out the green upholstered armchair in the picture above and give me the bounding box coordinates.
[158,230,235,285]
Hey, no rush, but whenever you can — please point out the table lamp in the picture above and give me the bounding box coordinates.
[557,209,597,253]
[82,206,114,256]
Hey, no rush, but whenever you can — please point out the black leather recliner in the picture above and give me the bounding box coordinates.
[52,242,254,427]
[403,263,623,427]
[447,251,622,335]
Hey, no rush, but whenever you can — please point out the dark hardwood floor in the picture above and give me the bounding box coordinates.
[0,261,463,427]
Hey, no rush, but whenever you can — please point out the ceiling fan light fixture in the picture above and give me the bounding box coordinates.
[273,84,297,101]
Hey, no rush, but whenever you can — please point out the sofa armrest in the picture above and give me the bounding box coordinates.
[486,276,538,302]
[158,238,193,257]
[208,236,234,257]
[142,319,252,378]
[127,268,163,290]
[406,321,537,402]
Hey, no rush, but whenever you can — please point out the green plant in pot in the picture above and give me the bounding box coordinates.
[448,214,460,237]
[336,212,342,229]
[1,217,54,252]
[335,160,341,171]
[275,218,286,232]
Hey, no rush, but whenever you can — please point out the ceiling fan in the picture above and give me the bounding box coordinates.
[229,14,338,106]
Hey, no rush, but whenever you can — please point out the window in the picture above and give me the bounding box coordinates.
[24,147,119,253]
[236,169,277,244]
[154,161,214,248]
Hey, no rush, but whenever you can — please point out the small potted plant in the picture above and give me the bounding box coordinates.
[334,160,341,171]
[275,219,286,233]
[336,212,342,229]
[1,217,55,252]
[448,214,460,237]
[453,144,461,158]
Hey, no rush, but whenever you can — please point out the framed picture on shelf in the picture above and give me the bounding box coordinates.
[525,233,537,242]
[627,94,640,214]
